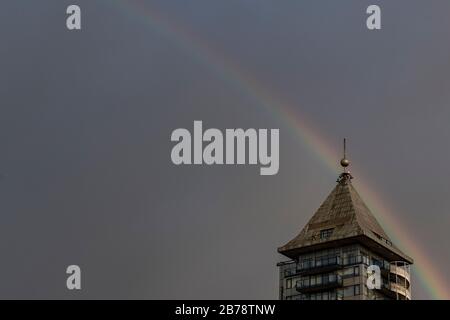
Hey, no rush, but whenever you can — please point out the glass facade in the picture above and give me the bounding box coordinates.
[278,244,411,300]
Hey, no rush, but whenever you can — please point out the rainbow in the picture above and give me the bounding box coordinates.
[111,0,450,299]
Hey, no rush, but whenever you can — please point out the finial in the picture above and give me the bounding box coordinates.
[337,138,353,184]
[340,138,350,171]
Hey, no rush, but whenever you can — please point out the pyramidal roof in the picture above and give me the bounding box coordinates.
[278,172,413,263]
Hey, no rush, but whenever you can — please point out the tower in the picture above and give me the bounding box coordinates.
[277,140,413,300]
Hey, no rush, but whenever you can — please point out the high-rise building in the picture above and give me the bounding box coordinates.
[277,141,413,300]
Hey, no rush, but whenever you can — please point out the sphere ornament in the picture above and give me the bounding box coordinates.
[340,158,350,168]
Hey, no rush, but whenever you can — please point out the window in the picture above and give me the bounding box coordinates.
[362,254,369,265]
[300,258,313,270]
[320,228,334,240]
[343,267,353,277]
[329,273,336,282]
[286,278,292,289]
[343,266,360,278]
[343,286,354,297]
[299,278,309,288]
[342,285,361,297]
[354,284,361,295]
[347,254,355,264]
[316,276,322,285]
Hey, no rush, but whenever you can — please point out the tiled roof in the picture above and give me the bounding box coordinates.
[278,174,412,263]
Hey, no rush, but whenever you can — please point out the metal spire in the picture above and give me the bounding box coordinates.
[340,138,350,172]
[337,138,352,183]
[344,138,346,159]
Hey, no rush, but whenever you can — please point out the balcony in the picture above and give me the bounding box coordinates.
[297,256,342,276]
[377,281,411,300]
[299,291,344,300]
[296,274,343,293]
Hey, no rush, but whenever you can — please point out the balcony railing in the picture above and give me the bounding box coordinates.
[377,280,411,300]
[296,274,343,293]
[297,256,342,275]
[299,291,344,300]
[285,255,392,278]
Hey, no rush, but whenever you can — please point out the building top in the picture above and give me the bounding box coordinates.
[278,140,413,264]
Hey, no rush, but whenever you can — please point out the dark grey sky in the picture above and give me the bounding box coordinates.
[1,0,450,299]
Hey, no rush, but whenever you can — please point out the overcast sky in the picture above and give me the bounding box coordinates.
[1,0,450,299]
